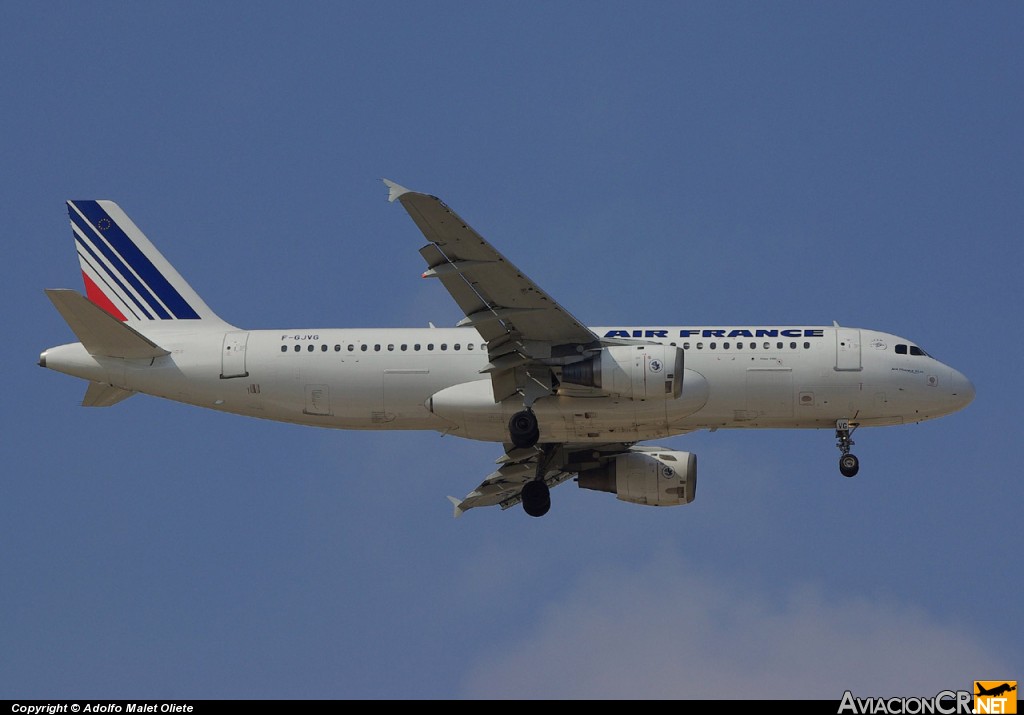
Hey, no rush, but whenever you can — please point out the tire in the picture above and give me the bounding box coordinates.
[521,480,551,517]
[839,454,859,478]
[509,410,540,449]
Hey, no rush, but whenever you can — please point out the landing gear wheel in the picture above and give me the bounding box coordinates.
[835,419,859,478]
[508,409,540,449]
[521,479,551,517]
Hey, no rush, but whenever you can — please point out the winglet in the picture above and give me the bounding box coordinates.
[382,178,412,203]
[447,495,465,519]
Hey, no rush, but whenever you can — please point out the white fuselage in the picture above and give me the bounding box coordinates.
[41,324,975,444]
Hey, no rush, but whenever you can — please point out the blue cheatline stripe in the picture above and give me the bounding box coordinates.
[70,201,201,320]
[75,237,151,320]
[69,207,170,319]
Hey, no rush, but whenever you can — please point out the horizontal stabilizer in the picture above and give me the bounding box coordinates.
[45,289,170,359]
[82,381,135,407]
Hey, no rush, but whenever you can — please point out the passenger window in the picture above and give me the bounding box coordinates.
[723,342,730,349]
[281,345,287,353]
[454,344,461,351]
[334,345,341,352]
[348,345,355,352]
[414,344,421,351]
[467,343,473,350]
[696,342,704,349]
[401,344,408,351]
[683,342,690,350]
[387,344,394,351]
[294,345,301,352]
[441,344,448,351]
[764,342,771,349]
[749,342,756,349]
[360,345,368,352]
[710,342,717,350]
[427,343,434,351]
[374,344,381,352]
[790,342,797,349]
[736,342,743,350]
[321,344,328,352]
[895,344,908,355]
[481,344,486,350]
[803,342,810,349]
[307,345,314,352]
[776,342,783,349]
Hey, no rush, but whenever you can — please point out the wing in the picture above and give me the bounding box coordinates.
[385,181,643,516]
[385,180,602,403]
[447,442,633,516]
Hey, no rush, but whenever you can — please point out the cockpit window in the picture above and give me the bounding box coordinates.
[896,343,930,357]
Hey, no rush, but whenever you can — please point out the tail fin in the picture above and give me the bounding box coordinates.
[67,200,229,326]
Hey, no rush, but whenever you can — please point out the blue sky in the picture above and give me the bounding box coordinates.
[2,2,1021,699]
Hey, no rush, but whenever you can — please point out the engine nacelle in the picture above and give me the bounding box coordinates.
[577,449,696,506]
[561,344,684,400]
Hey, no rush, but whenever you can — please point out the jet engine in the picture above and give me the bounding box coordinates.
[561,345,684,400]
[577,449,696,506]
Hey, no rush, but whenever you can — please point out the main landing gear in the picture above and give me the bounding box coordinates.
[521,480,551,517]
[520,443,557,518]
[836,419,859,478]
[508,409,540,449]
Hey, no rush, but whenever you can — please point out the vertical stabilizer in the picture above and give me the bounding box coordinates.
[67,200,230,327]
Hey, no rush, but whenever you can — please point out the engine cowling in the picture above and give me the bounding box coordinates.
[561,345,684,400]
[577,449,696,506]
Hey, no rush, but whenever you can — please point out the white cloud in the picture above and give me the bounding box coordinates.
[458,553,1010,699]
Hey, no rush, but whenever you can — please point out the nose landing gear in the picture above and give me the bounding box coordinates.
[836,419,859,477]
[839,453,859,477]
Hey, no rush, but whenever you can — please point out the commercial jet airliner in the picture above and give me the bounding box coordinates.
[39,181,975,517]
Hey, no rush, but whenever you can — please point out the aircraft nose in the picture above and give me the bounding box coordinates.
[949,368,975,412]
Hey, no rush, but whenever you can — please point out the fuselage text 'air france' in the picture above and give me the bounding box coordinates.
[603,328,826,339]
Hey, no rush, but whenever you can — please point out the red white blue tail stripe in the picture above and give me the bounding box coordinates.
[68,200,213,323]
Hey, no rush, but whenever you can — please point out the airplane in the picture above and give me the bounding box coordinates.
[976,683,1017,698]
[38,180,975,517]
